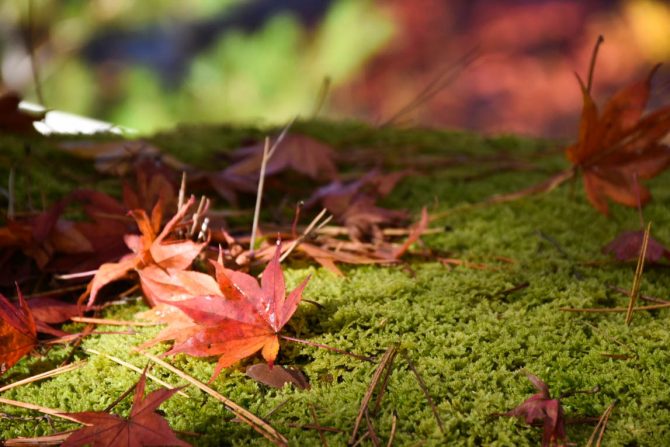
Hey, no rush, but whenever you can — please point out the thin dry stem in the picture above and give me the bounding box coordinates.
[69,316,159,327]
[0,397,82,424]
[386,411,398,447]
[309,404,329,447]
[586,400,616,447]
[626,222,651,325]
[83,348,188,398]
[0,361,84,394]
[178,172,186,210]
[280,335,374,362]
[403,351,445,434]
[139,350,288,447]
[349,345,398,444]
[560,302,670,313]
[280,208,331,263]
[249,137,271,256]
[587,35,605,93]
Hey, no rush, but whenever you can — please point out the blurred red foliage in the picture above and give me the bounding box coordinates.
[334,0,670,137]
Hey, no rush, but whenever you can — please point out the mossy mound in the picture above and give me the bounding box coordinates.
[1,121,669,446]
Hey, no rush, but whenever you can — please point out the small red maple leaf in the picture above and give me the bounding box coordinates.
[504,371,567,447]
[0,286,37,376]
[149,243,310,381]
[61,372,190,447]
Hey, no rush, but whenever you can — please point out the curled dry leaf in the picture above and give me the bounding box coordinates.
[146,243,310,382]
[60,372,190,447]
[85,195,207,307]
[504,371,567,447]
[246,363,310,390]
[566,41,670,214]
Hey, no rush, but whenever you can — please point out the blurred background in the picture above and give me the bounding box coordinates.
[1,0,670,136]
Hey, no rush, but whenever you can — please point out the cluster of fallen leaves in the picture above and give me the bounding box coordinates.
[2,35,670,445]
[0,108,436,444]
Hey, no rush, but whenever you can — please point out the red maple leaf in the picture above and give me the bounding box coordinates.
[85,196,206,307]
[504,371,566,447]
[60,372,190,447]
[0,286,37,376]
[149,243,310,381]
[566,38,670,215]
[603,230,670,262]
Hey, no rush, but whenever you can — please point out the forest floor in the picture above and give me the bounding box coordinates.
[1,120,669,446]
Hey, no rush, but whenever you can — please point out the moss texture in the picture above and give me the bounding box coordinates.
[1,121,670,446]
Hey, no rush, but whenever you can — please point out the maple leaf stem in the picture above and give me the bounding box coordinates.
[103,380,138,413]
[586,35,604,94]
[279,335,375,362]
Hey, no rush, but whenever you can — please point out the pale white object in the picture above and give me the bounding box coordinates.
[18,101,135,135]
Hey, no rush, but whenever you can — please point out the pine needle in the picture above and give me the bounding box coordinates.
[0,361,85,394]
[626,222,651,325]
[138,350,288,447]
[0,397,82,424]
[83,348,188,398]
[349,345,398,444]
[586,400,616,447]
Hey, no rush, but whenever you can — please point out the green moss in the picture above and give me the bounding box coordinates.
[1,122,670,445]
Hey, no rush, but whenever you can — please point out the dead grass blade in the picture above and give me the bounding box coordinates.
[349,345,398,445]
[560,303,670,313]
[0,361,85,394]
[83,348,188,398]
[0,397,82,424]
[402,351,445,434]
[626,222,651,325]
[387,411,398,447]
[586,400,616,447]
[139,350,288,446]
[2,431,74,446]
[309,404,329,447]
[69,316,160,326]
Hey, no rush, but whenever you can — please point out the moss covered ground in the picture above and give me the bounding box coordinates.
[1,121,670,446]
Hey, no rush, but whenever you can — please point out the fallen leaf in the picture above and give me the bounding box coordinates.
[246,363,310,390]
[85,196,207,307]
[225,134,338,181]
[0,286,37,376]
[504,371,567,447]
[60,371,190,447]
[566,41,670,214]
[152,243,310,381]
[603,230,670,262]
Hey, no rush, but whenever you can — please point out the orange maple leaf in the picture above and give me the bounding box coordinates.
[85,196,206,308]
[566,37,670,214]
[149,244,310,382]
